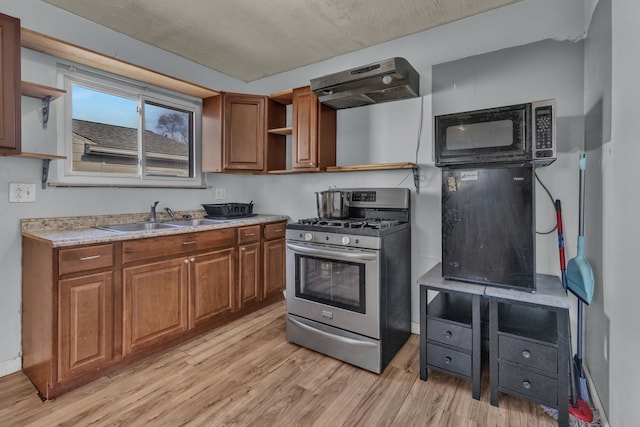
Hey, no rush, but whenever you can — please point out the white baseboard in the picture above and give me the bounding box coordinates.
[411,321,420,335]
[584,365,610,427]
[0,357,21,377]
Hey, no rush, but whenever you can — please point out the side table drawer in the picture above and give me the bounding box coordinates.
[427,318,472,351]
[499,362,558,407]
[499,335,557,374]
[426,343,471,378]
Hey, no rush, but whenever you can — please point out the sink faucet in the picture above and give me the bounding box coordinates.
[165,207,177,221]
[150,201,159,222]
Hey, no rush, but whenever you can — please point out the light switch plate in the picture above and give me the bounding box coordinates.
[9,183,37,202]
[215,188,226,200]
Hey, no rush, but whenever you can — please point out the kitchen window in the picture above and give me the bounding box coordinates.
[56,66,203,187]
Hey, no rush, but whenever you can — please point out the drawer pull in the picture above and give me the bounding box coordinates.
[444,356,452,364]
[79,255,102,261]
[445,331,453,339]
[522,381,531,390]
[244,233,256,237]
[522,350,531,359]
[274,229,283,232]
[182,241,197,245]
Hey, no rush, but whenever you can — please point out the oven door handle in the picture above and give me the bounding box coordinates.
[286,243,377,261]
[288,317,378,348]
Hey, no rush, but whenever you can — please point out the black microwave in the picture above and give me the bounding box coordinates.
[434,100,556,167]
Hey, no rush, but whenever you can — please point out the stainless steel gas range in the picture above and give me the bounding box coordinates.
[285,187,411,373]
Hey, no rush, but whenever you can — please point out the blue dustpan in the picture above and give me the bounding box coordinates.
[566,153,594,305]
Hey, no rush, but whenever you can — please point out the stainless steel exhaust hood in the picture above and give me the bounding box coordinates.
[310,57,419,109]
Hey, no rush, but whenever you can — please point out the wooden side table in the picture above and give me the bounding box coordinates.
[418,264,485,400]
[486,274,570,427]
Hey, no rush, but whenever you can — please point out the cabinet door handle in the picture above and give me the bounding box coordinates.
[79,255,102,261]
[190,257,195,262]
[184,259,189,264]
[182,241,197,245]
[241,247,246,251]
[444,356,452,364]
[522,350,531,359]
[522,381,531,390]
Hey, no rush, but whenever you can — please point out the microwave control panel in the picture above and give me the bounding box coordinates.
[532,101,556,166]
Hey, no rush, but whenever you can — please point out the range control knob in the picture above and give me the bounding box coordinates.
[304,232,313,241]
[341,236,351,245]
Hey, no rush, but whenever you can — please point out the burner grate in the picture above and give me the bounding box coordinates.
[296,217,403,230]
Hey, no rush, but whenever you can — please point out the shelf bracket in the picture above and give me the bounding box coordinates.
[41,95,52,128]
[41,159,51,189]
[412,166,420,193]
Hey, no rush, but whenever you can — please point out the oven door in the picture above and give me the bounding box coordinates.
[286,240,380,339]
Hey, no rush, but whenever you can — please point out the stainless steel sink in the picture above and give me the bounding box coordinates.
[163,218,228,227]
[95,222,183,233]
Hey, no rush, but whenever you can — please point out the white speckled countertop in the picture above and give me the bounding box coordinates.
[21,210,289,247]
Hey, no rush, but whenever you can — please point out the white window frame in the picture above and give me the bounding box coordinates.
[55,64,204,188]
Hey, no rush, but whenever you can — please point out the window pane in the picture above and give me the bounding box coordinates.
[71,85,139,174]
[144,102,193,178]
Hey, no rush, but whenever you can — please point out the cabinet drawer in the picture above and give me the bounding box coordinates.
[499,334,557,374]
[122,228,235,263]
[499,362,558,406]
[263,222,286,240]
[238,225,261,244]
[426,343,471,378]
[427,318,472,351]
[59,244,113,275]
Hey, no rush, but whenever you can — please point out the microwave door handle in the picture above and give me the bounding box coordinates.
[286,243,377,261]
[287,317,378,348]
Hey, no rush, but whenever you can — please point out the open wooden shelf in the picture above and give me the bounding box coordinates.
[269,88,293,105]
[267,162,417,175]
[21,28,218,99]
[267,127,293,136]
[21,81,66,100]
[15,151,66,160]
[325,162,417,172]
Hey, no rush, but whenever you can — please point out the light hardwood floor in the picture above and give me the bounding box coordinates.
[0,301,558,426]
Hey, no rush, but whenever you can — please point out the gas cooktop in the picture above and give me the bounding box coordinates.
[287,217,409,239]
[297,217,403,230]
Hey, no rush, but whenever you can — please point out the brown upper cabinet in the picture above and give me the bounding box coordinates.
[291,86,336,170]
[0,13,21,155]
[266,86,336,173]
[202,92,266,173]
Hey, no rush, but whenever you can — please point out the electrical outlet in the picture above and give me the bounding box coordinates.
[9,183,37,203]
[215,188,226,200]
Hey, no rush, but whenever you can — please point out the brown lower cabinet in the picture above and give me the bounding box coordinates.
[58,271,114,382]
[22,221,286,399]
[123,257,189,356]
[189,247,235,327]
[263,222,286,299]
[237,224,261,309]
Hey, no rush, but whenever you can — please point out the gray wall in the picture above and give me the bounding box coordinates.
[608,1,640,426]
[4,2,635,425]
[583,0,612,418]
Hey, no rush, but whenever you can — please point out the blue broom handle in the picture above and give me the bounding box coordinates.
[578,153,586,237]
[577,299,584,367]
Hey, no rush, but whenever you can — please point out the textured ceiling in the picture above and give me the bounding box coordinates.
[43,0,520,82]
